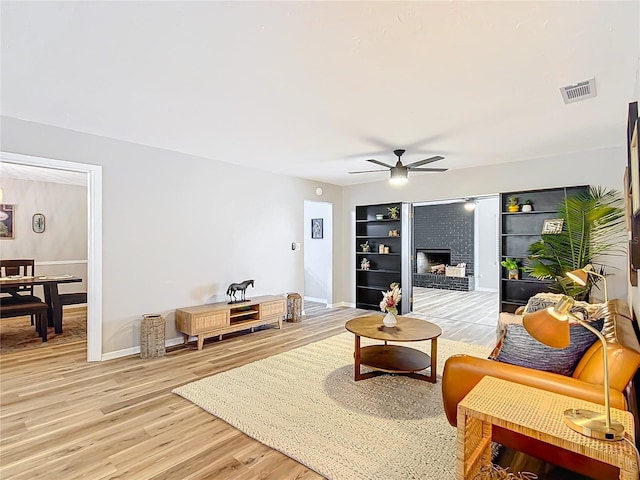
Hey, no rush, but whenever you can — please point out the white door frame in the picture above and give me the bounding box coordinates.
[303,200,333,306]
[1,152,102,361]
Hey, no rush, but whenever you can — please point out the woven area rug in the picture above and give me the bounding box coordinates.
[173,332,491,480]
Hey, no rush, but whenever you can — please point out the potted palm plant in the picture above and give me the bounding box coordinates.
[526,187,625,301]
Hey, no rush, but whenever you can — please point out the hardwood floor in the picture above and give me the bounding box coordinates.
[0,291,588,479]
[412,286,498,346]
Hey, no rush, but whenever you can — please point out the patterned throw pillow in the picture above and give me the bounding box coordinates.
[523,295,589,320]
[493,318,605,376]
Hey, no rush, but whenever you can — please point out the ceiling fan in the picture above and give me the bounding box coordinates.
[349,149,447,184]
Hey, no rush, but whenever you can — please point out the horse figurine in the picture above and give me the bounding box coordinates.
[226,279,254,303]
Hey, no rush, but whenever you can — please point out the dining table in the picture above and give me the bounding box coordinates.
[0,274,83,334]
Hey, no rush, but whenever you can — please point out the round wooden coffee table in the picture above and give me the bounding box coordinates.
[345,314,442,383]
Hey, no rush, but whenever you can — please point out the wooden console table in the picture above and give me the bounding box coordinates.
[457,376,638,480]
[176,295,286,350]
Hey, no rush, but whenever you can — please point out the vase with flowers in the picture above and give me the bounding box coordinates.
[380,282,401,327]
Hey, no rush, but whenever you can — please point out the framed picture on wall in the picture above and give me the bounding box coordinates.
[627,101,639,216]
[0,204,15,239]
[631,120,640,216]
[311,218,323,239]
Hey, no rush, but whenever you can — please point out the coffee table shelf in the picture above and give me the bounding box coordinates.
[360,345,431,372]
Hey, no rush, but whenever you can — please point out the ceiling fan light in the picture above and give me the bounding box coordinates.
[390,167,408,184]
[464,199,477,211]
[390,177,408,185]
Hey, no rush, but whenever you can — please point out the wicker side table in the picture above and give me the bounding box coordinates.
[456,376,637,480]
[286,293,302,322]
[140,314,166,358]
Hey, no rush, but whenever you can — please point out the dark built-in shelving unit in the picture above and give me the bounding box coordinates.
[499,185,588,313]
[355,202,412,314]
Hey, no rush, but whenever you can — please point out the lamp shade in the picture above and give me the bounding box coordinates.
[523,307,570,348]
[565,264,608,302]
[565,268,589,286]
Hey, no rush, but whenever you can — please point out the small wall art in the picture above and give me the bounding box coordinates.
[311,218,323,239]
[32,213,45,233]
[541,218,564,235]
[0,204,15,239]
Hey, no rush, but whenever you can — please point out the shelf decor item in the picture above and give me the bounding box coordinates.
[380,282,401,327]
[523,295,624,441]
[387,206,399,219]
[361,257,370,270]
[226,279,254,304]
[541,218,564,234]
[500,258,521,280]
[360,240,370,252]
[522,199,533,212]
[375,213,384,220]
[507,196,520,212]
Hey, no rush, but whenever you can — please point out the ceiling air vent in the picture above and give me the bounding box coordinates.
[560,78,597,104]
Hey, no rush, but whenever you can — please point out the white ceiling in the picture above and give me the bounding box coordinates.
[2,1,639,186]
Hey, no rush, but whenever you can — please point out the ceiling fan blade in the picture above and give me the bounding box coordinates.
[366,159,394,169]
[409,167,448,172]
[404,156,444,169]
[348,169,388,174]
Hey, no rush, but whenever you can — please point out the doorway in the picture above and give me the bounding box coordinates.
[303,200,333,306]
[411,196,499,325]
[0,152,102,361]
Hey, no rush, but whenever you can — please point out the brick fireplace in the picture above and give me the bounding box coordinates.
[413,202,474,291]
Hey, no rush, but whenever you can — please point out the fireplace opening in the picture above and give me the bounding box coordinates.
[416,249,451,274]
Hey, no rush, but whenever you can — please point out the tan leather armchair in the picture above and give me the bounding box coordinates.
[442,299,640,479]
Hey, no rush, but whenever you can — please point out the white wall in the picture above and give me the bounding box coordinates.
[303,200,332,303]
[1,115,631,352]
[1,116,343,355]
[0,177,88,295]
[475,196,500,291]
[341,146,628,306]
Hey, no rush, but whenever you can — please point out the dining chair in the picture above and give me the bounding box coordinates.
[0,259,42,325]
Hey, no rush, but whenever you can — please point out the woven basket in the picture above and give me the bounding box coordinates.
[286,293,303,322]
[140,314,166,358]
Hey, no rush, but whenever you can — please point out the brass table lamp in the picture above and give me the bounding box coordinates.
[523,295,624,441]
[565,264,608,302]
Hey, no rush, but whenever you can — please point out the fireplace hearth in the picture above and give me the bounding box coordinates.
[416,249,451,274]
